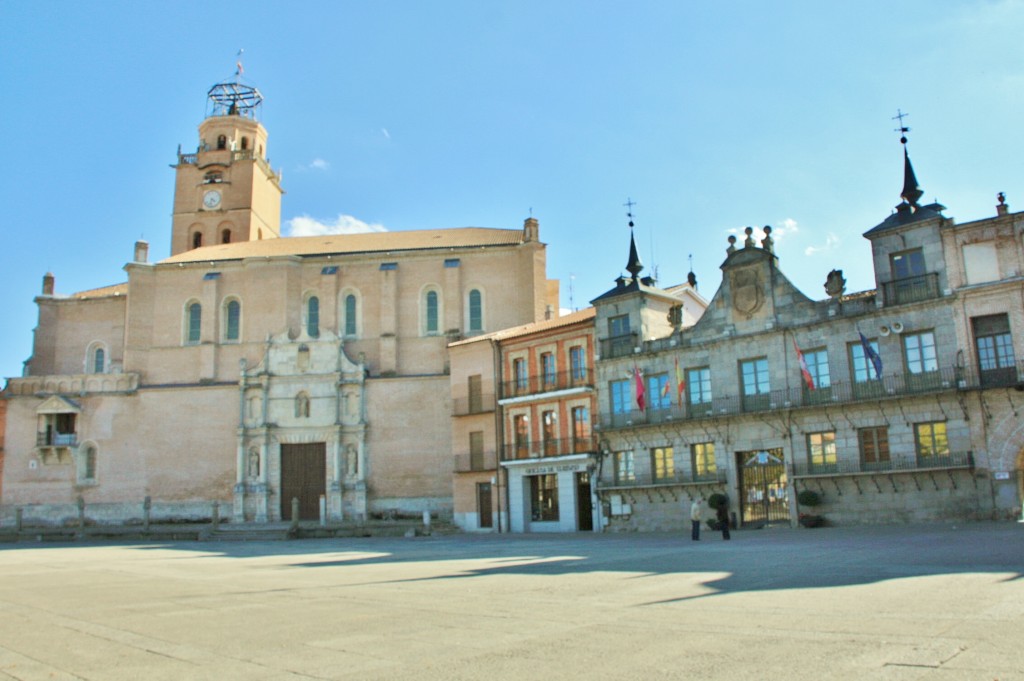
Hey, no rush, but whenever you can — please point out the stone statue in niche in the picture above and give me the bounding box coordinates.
[346,444,358,476]
[248,448,260,479]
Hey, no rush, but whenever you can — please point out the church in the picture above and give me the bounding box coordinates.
[1,76,556,524]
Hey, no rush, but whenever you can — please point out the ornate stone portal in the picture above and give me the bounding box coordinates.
[233,328,366,523]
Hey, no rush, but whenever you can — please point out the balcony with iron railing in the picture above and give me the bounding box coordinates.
[599,467,728,489]
[881,272,941,306]
[37,432,78,447]
[452,394,496,416]
[500,369,594,400]
[598,361,1023,431]
[501,435,598,461]
[792,450,973,478]
[454,449,499,473]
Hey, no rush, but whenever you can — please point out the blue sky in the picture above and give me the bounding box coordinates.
[1,1,1022,381]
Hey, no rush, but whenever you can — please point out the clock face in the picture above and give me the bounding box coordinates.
[203,190,222,209]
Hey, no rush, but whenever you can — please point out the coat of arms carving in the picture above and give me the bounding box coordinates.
[730,267,764,316]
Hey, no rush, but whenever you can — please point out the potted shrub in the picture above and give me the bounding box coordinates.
[797,489,825,528]
[706,493,729,530]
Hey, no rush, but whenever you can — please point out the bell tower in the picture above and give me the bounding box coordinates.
[170,77,283,256]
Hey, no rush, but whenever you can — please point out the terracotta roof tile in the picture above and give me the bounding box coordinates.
[450,308,595,346]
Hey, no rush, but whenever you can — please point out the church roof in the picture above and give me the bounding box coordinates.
[161,227,527,264]
[449,307,595,346]
[70,283,129,299]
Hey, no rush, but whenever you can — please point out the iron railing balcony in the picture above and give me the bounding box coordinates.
[452,394,496,416]
[792,450,973,477]
[37,432,78,447]
[500,369,593,399]
[599,467,728,489]
[597,365,982,430]
[598,333,640,360]
[881,272,941,306]
[501,435,598,461]
[454,449,499,473]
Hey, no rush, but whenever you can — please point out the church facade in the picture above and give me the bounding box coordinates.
[1,78,554,525]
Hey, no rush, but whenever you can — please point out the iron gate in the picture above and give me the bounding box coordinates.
[738,449,789,526]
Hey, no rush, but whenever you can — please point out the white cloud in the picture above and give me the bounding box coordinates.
[381,128,391,140]
[805,232,840,256]
[286,214,388,237]
[309,158,330,170]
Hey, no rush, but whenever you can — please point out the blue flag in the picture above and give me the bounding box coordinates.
[859,332,883,379]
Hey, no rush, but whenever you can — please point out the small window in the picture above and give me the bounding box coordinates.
[903,331,938,374]
[513,414,529,459]
[541,352,555,386]
[425,290,439,334]
[807,431,837,471]
[687,367,712,405]
[691,442,716,479]
[891,248,926,280]
[513,358,528,392]
[859,427,890,469]
[608,314,630,338]
[569,346,587,381]
[652,446,674,482]
[468,289,483,332]
[192,231,203,249]
[90,345,106,374]
[221,229,231,244]
[225,300,241,341]
[344,293,358,337]
[306,296,320,338]
[216,135,227,150]
[647,373,670,410]
[79,444,97,483]
[240,136,249,150]
[914,422,949,462]
[614,451,635,484]
[610,379,631,414]
[186,302,202,344]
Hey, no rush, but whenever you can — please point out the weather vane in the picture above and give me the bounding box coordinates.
[624,198,636,229]
[892,109,910,145]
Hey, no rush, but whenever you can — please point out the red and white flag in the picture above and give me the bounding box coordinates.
[793,339,815,390]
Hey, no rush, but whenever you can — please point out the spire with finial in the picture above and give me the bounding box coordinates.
[623,198,644,280]
[893,109,923,208]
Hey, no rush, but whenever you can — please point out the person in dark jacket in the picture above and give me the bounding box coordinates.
[716,503,731,540]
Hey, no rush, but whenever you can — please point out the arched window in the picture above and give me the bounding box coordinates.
[295,392,311,418]
[186,302,202,344]
[221,229,231,244]
[344,293,358,337]
[92,347,105,374]
[224,299,241,341]
[84,446,97,480]
[192,231,203,249]
[306,296,320,338]
[468,289,483,333]
[424,289,439,335]
[217,135,227,150]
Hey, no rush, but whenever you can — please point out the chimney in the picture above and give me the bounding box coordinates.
[42,272,54,296]
[134,240,149,263]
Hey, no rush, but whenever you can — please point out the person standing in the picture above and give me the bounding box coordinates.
[690,498,703,541]
[716,502,731,540]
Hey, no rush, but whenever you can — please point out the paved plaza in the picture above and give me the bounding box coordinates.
[0,522,1021,680]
